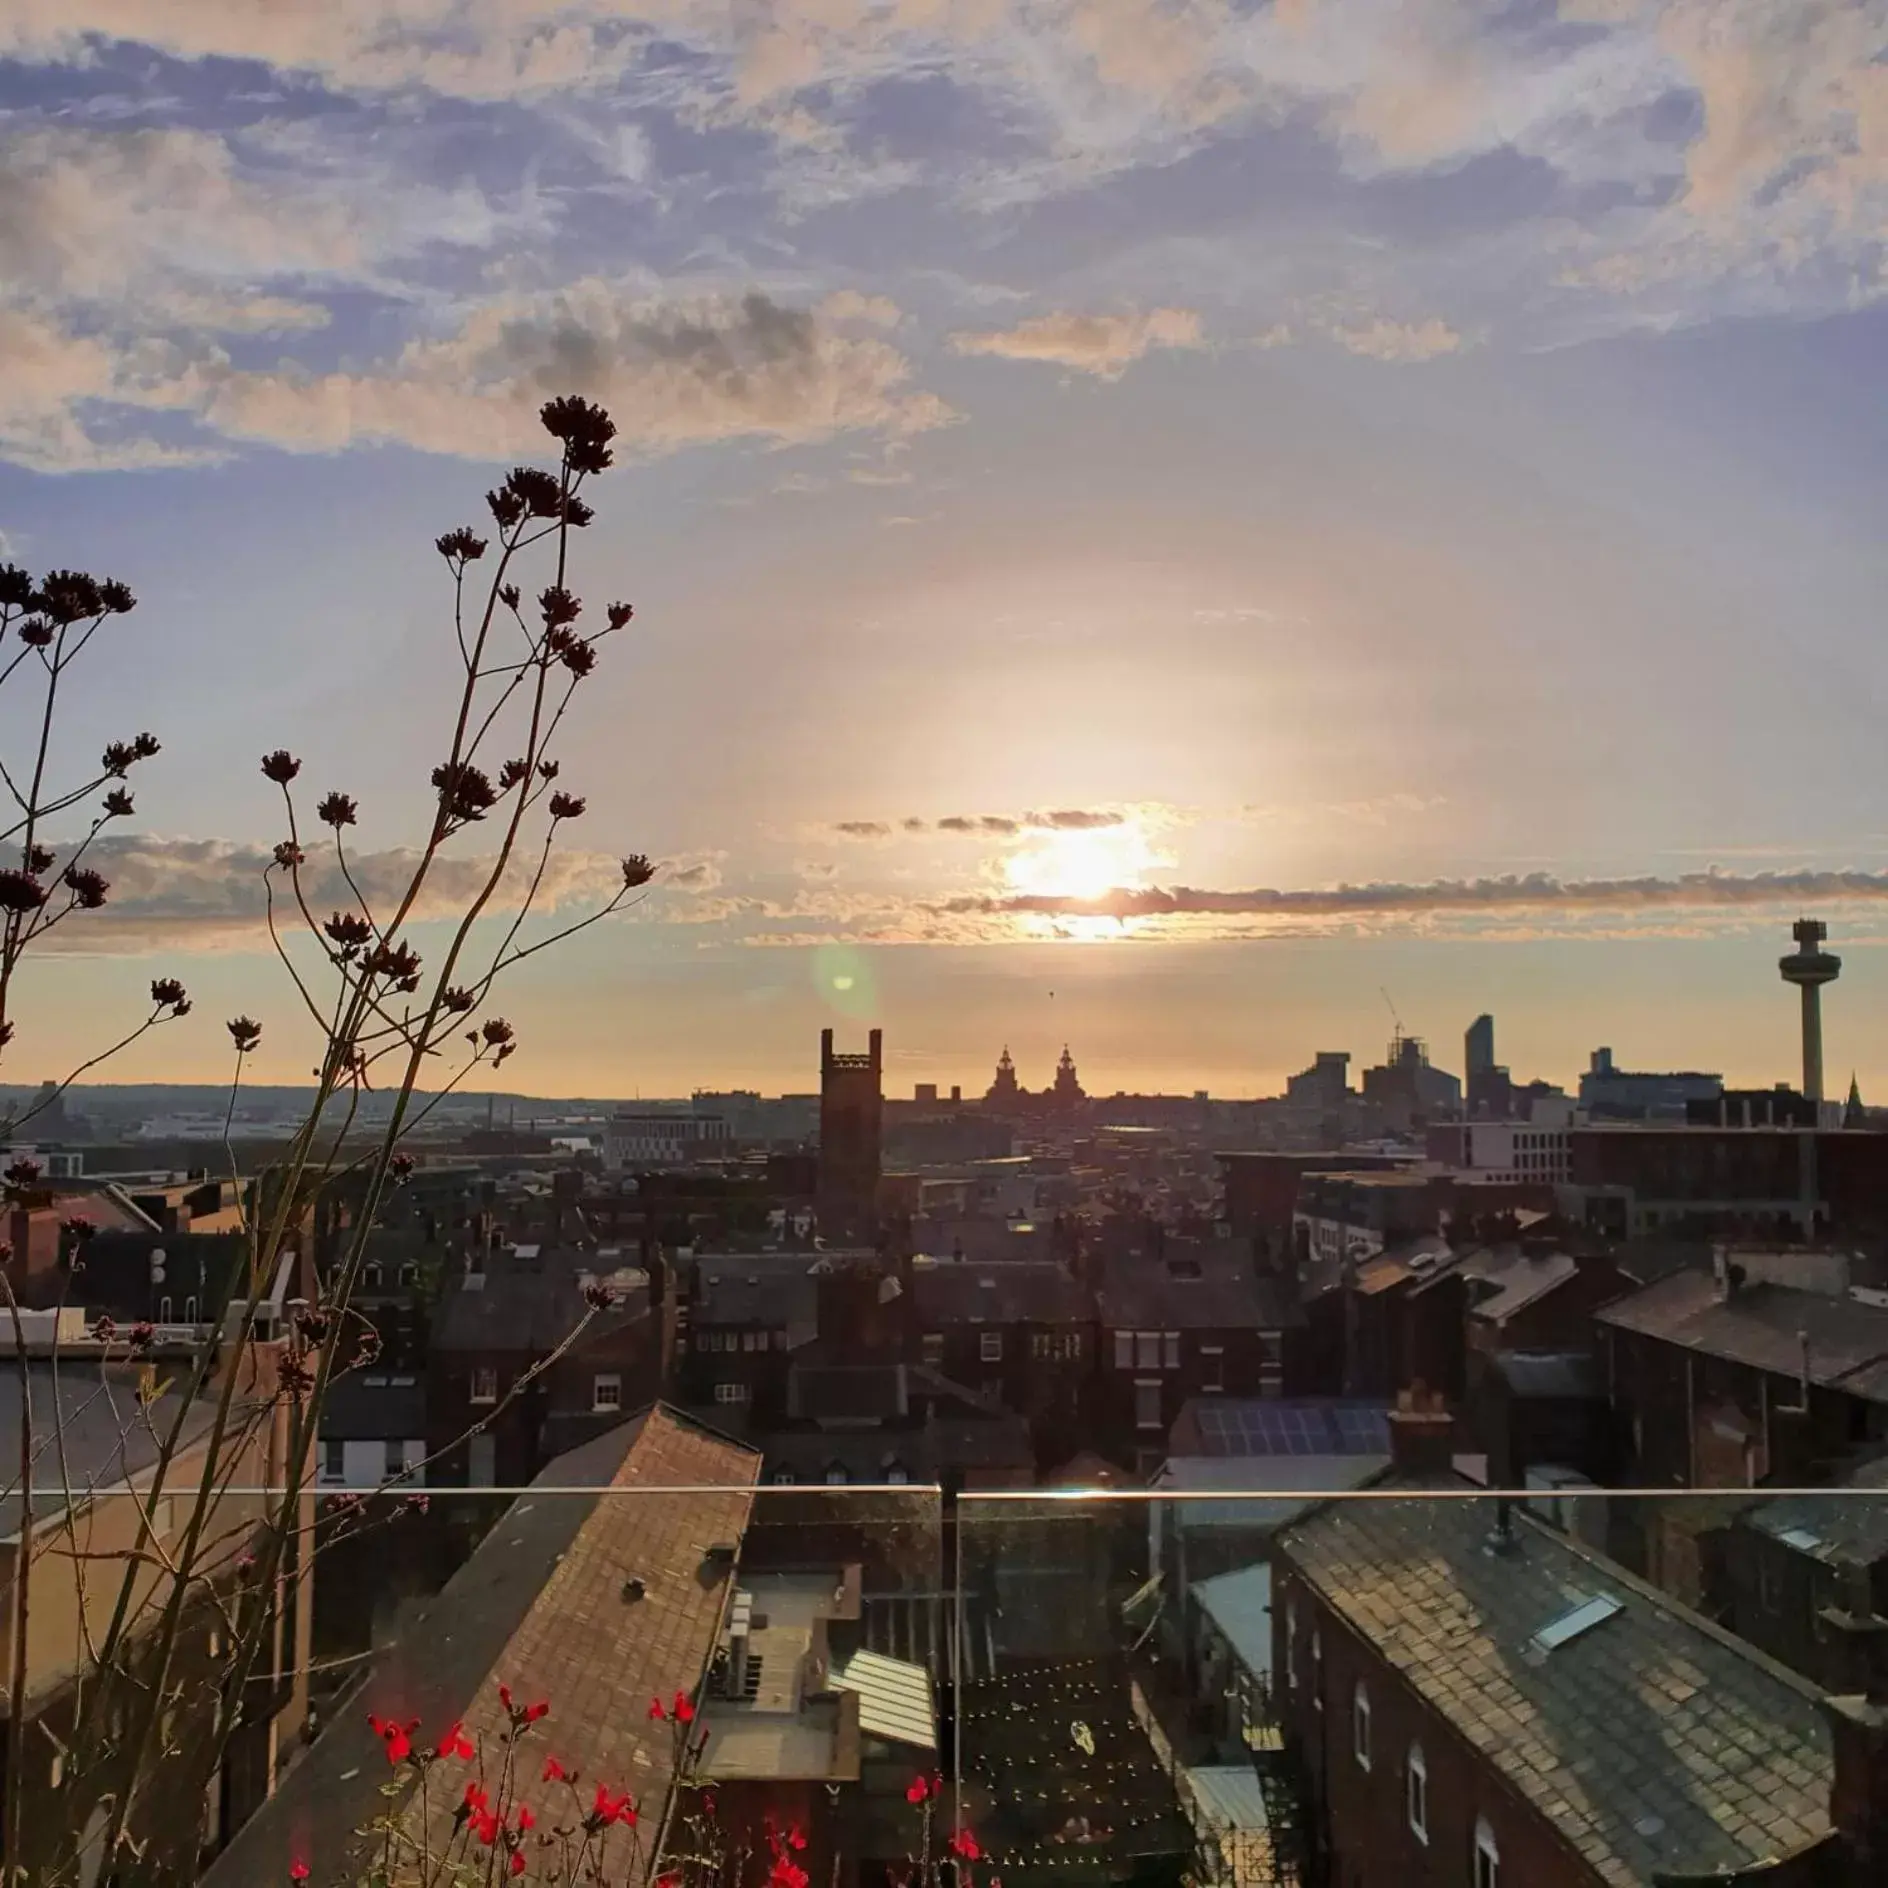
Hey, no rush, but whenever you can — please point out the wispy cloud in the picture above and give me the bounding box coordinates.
[948,308,1203,378]
[824,808,1131,841]
[1327,316,1465,362]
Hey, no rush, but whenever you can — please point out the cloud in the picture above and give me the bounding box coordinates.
[1328,316,1464,362]
[819,290,903,328]
[825,808,1129,840]
[948,307,1203,378]
[6,284,954,472]
[31,834,631,954]
[935,867,1888,925]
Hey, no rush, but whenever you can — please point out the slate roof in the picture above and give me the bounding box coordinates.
[1489,1350,1602,1400]
[1743,1452,1888,1568]
[1595,1268,1888,1402]
[693,1253,820,1330]
[788,1362,908,1422]
[0,1360,223,1537]
[1098,1254,1299,1331]
[316,1372,426,1441]
[1276,1482,1837,1887]
[203,1405,759,1888]
[432,1246,650,1354]
[911,1258,1090,1324]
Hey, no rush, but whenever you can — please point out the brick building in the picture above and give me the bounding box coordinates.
[1271,1399,1882,1886]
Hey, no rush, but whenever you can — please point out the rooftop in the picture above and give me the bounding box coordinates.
[1172,1398,1392,1459]
[1594,1267,1888,1402]
[1277,1483,1836,1885]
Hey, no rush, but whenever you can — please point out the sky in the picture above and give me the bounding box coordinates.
[2,0,1888,1102]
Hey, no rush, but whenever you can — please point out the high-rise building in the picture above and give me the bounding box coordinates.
[1463,1014,1513,1120]
[1778,917,1841,1107]
[1465,1014,1495,1081]
[817,1027,882,1243]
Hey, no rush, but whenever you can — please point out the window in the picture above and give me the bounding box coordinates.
[1134,1380,1163,1431]
[921,1333,944,1365]
[1201,1343,1225,1393]
[824,1463,848,1484]
[1352,1682,1371,1769]
[1162,1331,1181,1370]
[1473,1817,1499,1888]
[979,1330,1004,1363]
[771,1465,796,1484]
[385,1438,405,1480]
[1407,1745,1428,1843]
[1259,1330,1285,1368]
[323,1438,346,1481]
[1135,1331,1161,1369]
[592,1372,622,1413]
[362,1265,380,1290]
[1114,1330,1133,1370]
[885,1462,909,1484]
[401,1263,417,1287]
[715,1381,750,1404]
[470,1366,498,1405]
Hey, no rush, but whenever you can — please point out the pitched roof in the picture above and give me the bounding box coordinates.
[1098,1253,1298,1331]
[1743,1452,1888,1567]
[1594,1268,1888,1402]
[693,1253,820,1331]
[1174,1398,1392,1459]
[203,1405,758,1888]
[432,1246,650,1354]
[1489,1350,1601,1400]
[1277,1487,1836,1886]
[910,1258,1090,1324]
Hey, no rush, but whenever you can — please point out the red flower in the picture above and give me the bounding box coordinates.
[592,1784,637,1826]
[525,1699,550,1723]
[510,1855,525,1879]
[499,1683,513,1713]
[472,1809,500,1846]
[769,1860,809,1888]
[671,1689,696,1723]
[788,1828,807,1852]
[949,1830,982,1862]
[516,1805,536,1833]
[542,1756,568,1784]
[436,1721,475,1761]
[290,1866,310,1884]
[906,1777,930,1805]
[464,1783,489,1812]
[368,1714,418,1765]
[647,1697,666,1720]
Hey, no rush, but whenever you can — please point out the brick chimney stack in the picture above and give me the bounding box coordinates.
[1818,1566,1888,1881]
[1387,1381,1454,1477]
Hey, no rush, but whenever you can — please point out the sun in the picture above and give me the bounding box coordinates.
[1003,822,1151,901]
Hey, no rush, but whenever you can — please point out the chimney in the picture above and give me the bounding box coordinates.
[1387,1382,1455,1477]
[1818,1567,1888,1876]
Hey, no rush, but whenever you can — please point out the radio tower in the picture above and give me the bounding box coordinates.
[1778,918,1841,1107]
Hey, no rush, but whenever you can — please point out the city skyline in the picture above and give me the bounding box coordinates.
[4,4,1887,1097]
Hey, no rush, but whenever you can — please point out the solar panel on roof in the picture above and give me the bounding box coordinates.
[1529,1594,1622,1653]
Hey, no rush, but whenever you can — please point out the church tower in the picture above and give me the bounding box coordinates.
[985,1045,1022,1113]
[1050,1044,1087,1112]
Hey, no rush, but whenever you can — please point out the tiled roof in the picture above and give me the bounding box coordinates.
[203,1405,758,1888]
[1277,1486,1836,1885]
[1595,1269,1888,1401]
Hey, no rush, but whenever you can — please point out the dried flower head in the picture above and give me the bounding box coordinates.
[91,1315,117,1343]
[548,792,585,821]
[150,976,188,1011]
[582,1281,614,1311]
[499,583,521,610]
[261,750,301,785]
[317,792,358,829]
[323,911,372,954]
[505,466,564,520]
[607,601,634,630]
[17,618,53,648]
[497,758,530,791]
[621,855,655,889]
[432,762,498,825]
[536,758,560,781]
[5,1156,43,1187]
[480,1017,515,1049]
[0,872,48,913]
[0,566,33,610]
[435,527,488,565]
[102,787,134,818]
[559,639,597,679]
[100,734,160,776]
[440,985,476,1014]
[27,845,54,875]
[366,941,421,986]
[540,396,616,476]
[129,1320,155,1350]
[227,1016,262,1053]
[62,866,108,909]
[36,570,105,624]
[272,840,305,870]
[561,494,593,528]
[99,579,135,614]
[539,585,581,628]
[390,1151,416,1182]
